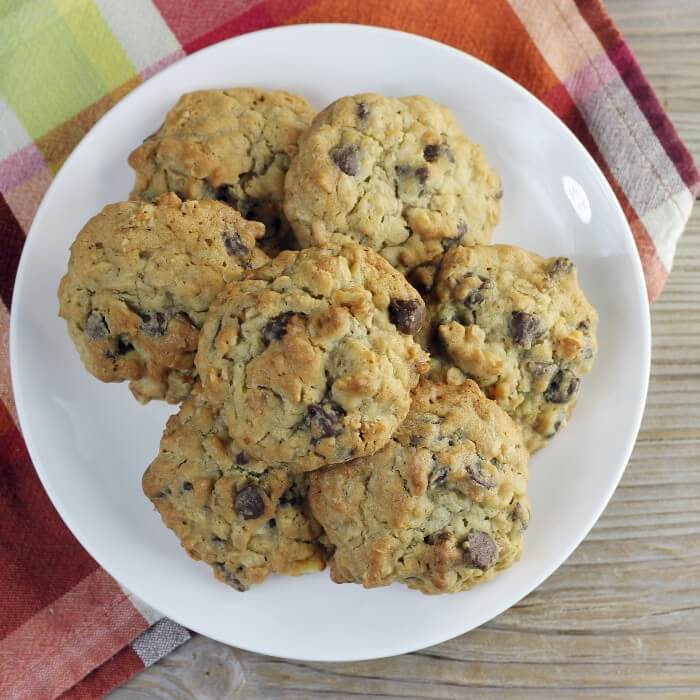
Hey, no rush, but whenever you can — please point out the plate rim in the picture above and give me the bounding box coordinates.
[9,22,651,661]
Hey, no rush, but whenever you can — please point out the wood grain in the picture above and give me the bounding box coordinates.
[111,2,700,697]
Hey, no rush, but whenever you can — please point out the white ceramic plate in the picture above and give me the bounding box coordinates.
[11,24,650,661]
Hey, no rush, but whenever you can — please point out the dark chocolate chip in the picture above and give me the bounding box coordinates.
[215,563,247,591]
[139,311,168,337]
[234,485,266,519]
[279,485,303,508]
[211,535,225,544]
[415,166,429,184]
[356,102,370,119]
[85,310,109,340]
[430,465,448,488]
[268,518,276,529]
[423,144,441,162]
[261,311,295,346]
[395,164,412,178]
[423,143,455,163]
[465,531,497,570]
[222,230,250,258]
[466,456,495,489]
[464,288,484,308]
[544,368,580,404]
[235,451,250,465]
[388,298,426,335]
[577,320,590,331]
[307,402,345,441]
[106,336,134,358]
[549,257,575,276]
[182,481,193,491]
[331,145,359,176]
[509,311,544,347]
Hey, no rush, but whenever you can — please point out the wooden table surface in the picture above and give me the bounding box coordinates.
[112,2,700,697]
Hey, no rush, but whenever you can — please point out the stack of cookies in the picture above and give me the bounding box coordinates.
[58,89,598,594]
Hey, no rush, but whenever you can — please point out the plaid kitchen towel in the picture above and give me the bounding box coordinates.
[0,0,698,698]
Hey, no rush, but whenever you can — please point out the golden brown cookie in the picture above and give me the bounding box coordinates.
[195,243,430,470]
[129,88,315,256]
[309,380,529,594]
[58,194,267,403]
[143,387,326,591]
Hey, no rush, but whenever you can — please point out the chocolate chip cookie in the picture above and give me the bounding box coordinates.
[58,193,267,403]
[128,88,315,256]
[427,244,598,451]
[283,93,501,273]
[309,380,529,594]
[195,243,430,471]
[143,387,326,591]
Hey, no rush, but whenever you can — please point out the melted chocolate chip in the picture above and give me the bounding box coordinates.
[466,456,495,488]
[235,451,250,465]
[261,311,295,346]
[331,145,359,176]
[415,166,429,184]
[182,481,193,491]
[549,257,575,276]
[388,299,426,335]
[356,102,370,119]
[307,402,345,441]
[139,311,168,337]
[85,310,109,340]
[544,368,580,404]
[465,531,497,570]
[424,143,455,163]
[222,230,250,258]
[509,311,544,347]
[234,485,266,519]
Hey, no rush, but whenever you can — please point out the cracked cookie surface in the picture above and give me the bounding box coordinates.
[196,243,430,471]
[283,93,501,273]
[143,387,326,591]
[58,193,267,403]
[309,380,529,594]
[129,88,315,256]
[426,244,598,452]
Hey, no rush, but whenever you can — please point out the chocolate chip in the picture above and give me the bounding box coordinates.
[234,485,266,519]
[549,257,574,276]
[307,402,345,441]
[425,532,450,546]
[577,320,590,331]
[509,311,544,347]
[222,230,250,258]
[235,451,250,465]
[211,535,225,544]
[279,485,303,508]
[395,165,412,178]
[465,531,497,570]
[415,166,429,184]
[182,481,193,491]
[261,311,295,346]
[466,456,495,488]
[388,299,426,335]
[464,289,484,309]
[424,143,455,163]
[85,310,109,340]
[268,518,276,529]
[331,145,359,176]
[423,144,441,162]
[215,563,247,591]
[430,465,448,488]
[139,311,168,337]
[544,368,580,404]
[356,102,370,119]
[105,336,134,359]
